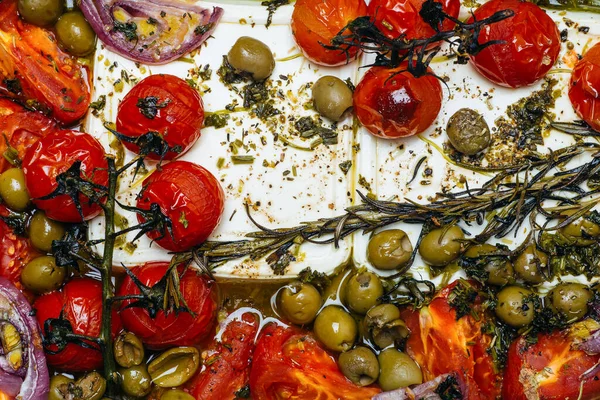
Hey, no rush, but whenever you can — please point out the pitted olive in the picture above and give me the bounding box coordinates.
[367,230,413,271]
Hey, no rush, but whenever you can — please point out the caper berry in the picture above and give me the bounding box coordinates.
[120,364,152,398]
[227,36,275,81]
[148,347,200,387]
[367,230,413,271]
[338,347,379,386]
[0,168,30,211]
[446,108,491,155]
[114,331,145,368]
[547,282,592,321]
[419,225,465,267]
[463,244,514,286]
[495,286,537,327]
[28,210,66,252]
[18,0,64,26]
[514,245,548,284]
[55,11,97,57]
[345,271,384,315]
[277,282,322,325]
[377,349,423,391]
[364,304,409,349]
[312,76,353,121]
[313,305,357,352]
[21,256,65,294]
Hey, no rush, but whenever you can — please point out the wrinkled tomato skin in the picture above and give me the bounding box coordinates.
[569,43,600,132]
[118,262,218,350]
[249,323,381,400]
[187,313,259,399]
[0,99,58,173]
[116,74,204,160]
[291,0,368,66]
[503,321,600,400]
[33,278,122,372]
[22,130,108,223]
[0,0,91,126]
[354,65,442,138]
[400,281,502,400]
[368,0,461,42]
[468,0,560,88]
[136,161,224,252]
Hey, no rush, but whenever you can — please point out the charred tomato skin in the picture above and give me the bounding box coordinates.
[291,0,368,66]
[33,278,122,372]
[22,130,108,223]
[569,43,600,131]
[136,161,225,252]
[116,74,204,160]
[117,262,218,350]
[353,65,442,138]
[468,0,560,88]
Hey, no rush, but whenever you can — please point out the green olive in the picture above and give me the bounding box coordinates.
[49,374,74,400]
[338,347,379,386]
[559,214,600,246]
[364,304,409,349]
[227,36,275,81]
[114,331,145,368]
[463,244,514,286]
[446,108,491,155]
[345,271,384,314]
[18,0,64,26]
[0,168,30,211]
[277,282,322,325]
[313,305,357,352]
[55,11,97,57]
[547,282,592,321]
[160,390,196,400]
[377,349,423,391]
[21,256,65,294]
[148,347,200,388]
[77,372,107,400]
[28,210,66,252]
[495,286,537,328]
[514,245,548,284]
[419,225,465,267]
[120,364,152,398]
[312,76,353,121]
[367,230,413,271]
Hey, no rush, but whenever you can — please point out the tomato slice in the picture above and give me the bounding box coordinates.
[249,323,381,400]
[503,320,600,400]
[400,281,502,399]
[187,312,259,399]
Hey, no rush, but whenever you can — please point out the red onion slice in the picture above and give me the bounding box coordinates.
[372,373,467,400]
[576,329,600,355]
[80,0,223,64]
[0,278,49,400]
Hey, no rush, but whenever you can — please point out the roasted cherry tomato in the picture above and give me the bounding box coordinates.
[503,320,600,400]
[136,161,224,252]
[368,0,461,42]
[291,0,368,66]
[33,278,122,372]
[468,0,560,88]
[116,74,204,160]
[22,130,108,223]
[400,280,502,399]
[249,323,381,399]
[187,312,259,399]
[0,0,91,126]
[354,64,442,138]
[118,262,218,350]
[569,43,600,131]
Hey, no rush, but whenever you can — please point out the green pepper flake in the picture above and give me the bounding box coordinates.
[217,157,226,169]
[292,165,297,176]
[339,160,352,175]
[204,113,230,129]
[113,79,124,93]
[231,155,255,164]
[179,212,189,228]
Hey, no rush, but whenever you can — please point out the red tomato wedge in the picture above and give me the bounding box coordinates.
[400,281,502,400]
[0,0,91,126]
[569,42,600,132]
[249,323,381,400]
[503,320,600,400]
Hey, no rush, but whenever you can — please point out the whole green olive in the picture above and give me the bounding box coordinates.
[419,225,465,267]
[49,374,74,400]
[120,364,152,398]
[21,256,65,294]
[148,347,200,388]
[446,108,491,155]
[28,211,66,252]
[160,390,196,400]
[560,214,600,246]
[367,230,413,271]
[345,271,384,314]
[547,282,592,321]
[377,349,423,391]
[338,346,380,386]
[495,286,537,328]
[18,0,64,26]
[278,282,322,325]
[0,168,30,211]
[114,331,145,368]
[463,244,514,286]
[514,245,548,284]
[313,305,357,352]
[364,304,409,349]
[227,36,275,81]
[312,76,353,121]
[55,11,97,57]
